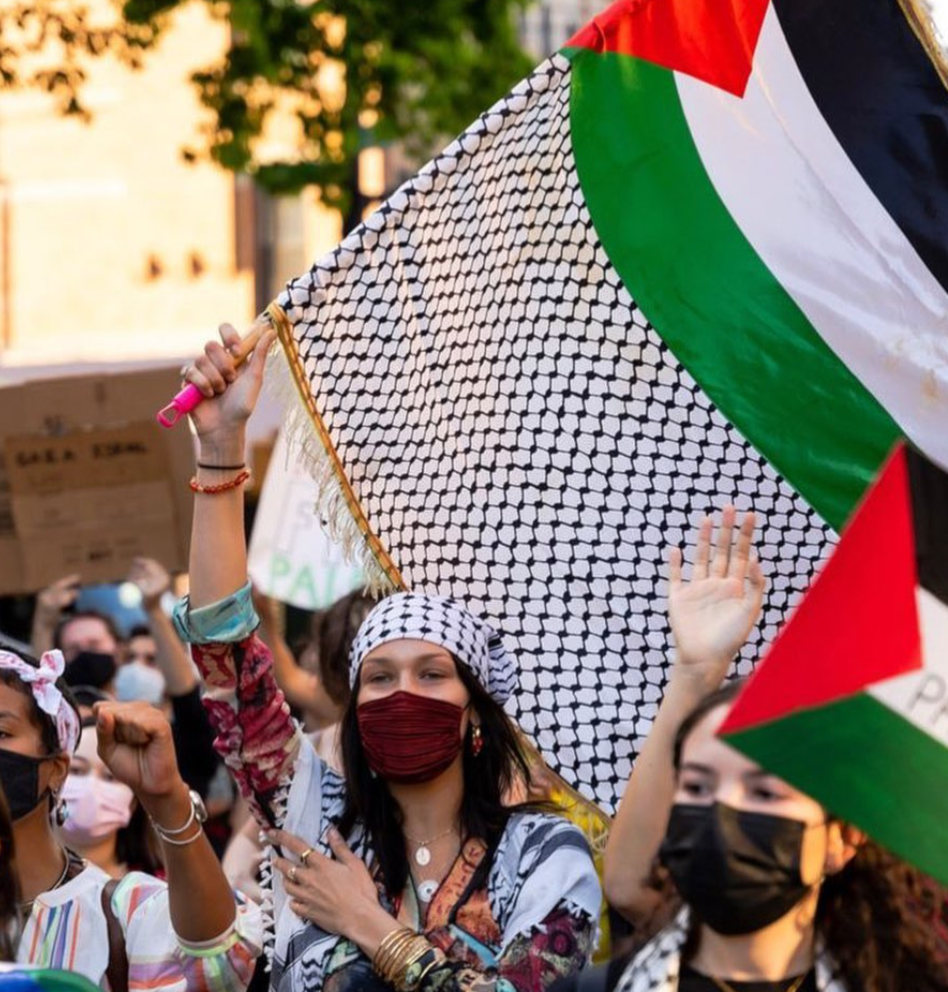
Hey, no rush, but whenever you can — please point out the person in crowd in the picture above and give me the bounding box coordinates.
[53,610,123,695]
[177,327,601,991]
[123,624,160,668]
[598,508,948,992]
[58,718,162,879]
[0,641,262,987]
[115,625,167,706]
[0,782,100,990]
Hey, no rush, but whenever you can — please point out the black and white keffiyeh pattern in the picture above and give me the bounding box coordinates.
[614,912,848,992]
[349,592,517,703]
[272,50,833,813]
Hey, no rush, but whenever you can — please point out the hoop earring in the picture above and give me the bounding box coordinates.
[470,724,484,758]
[55,799,68,827]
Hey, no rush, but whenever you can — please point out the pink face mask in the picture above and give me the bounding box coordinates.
[60,774,134,846]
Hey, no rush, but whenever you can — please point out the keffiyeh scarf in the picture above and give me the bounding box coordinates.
[349,593,517,703]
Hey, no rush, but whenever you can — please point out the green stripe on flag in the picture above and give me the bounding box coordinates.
[569,51,900,530]
[726,692,948,885]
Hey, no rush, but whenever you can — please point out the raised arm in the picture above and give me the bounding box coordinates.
[185,323,275,608]
[603,507,765,923]
[252,588,322,713]
[174,325,303,828]
[95,700,241,940]
[128,557,198,696]
[30,573,81,656]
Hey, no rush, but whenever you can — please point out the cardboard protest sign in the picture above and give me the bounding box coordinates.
[248,431,363,610]
[0,367,193,594]
[722,443,948,884]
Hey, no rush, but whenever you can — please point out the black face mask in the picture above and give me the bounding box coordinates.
[64,651,117,690]
[659,802,817,935]
[0,748,50,821]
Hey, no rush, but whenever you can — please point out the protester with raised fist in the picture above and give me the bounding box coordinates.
[0,642,261,988]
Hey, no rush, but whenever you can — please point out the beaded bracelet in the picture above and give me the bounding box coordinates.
[189,469,251,495]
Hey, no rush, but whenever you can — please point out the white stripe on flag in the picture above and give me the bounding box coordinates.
[868,587,948,747]
[676,5,948,471]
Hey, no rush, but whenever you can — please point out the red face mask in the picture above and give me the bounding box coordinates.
[357,690,466,784]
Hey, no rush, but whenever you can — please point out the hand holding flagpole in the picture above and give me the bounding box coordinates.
[156,306,282,427]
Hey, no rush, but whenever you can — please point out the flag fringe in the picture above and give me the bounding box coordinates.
[262,306,402,597]
[898,0,948,92]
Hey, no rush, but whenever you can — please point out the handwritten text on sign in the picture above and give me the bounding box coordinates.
[248,432,363,611]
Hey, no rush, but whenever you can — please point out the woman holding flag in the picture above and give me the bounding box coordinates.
[176,328,601,991]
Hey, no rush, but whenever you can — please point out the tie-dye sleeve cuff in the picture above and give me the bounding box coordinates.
[173,582,260,645]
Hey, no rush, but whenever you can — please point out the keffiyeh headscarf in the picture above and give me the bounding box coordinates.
[349,593,517,703]
[0,649,81,753]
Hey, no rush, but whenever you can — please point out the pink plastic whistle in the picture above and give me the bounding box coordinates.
[156,312,277,428]
[156,383,205,428]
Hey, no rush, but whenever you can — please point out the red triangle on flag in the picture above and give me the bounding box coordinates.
[565,0,771,97]
[721,443,922,736]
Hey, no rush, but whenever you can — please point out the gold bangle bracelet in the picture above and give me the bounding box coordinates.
[381,938,421,986]
[390,937,435,991]
[373,928,417,981]
[380,935,426,987]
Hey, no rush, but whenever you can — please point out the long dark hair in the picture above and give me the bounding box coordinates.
[0,787,19,961]
[665,681,948,991]
[336,658,535,899]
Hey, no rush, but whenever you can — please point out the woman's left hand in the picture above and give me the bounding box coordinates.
[269,826,385,937]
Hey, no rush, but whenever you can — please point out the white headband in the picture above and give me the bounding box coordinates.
[0,649,80,753]
[349,593,517,703]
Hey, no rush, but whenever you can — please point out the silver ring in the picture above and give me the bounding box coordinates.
[180,363,191,378]
[287,865,298,884]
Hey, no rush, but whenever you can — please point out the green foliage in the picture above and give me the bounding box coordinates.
[0,2,156,118]
[1,0,532,215]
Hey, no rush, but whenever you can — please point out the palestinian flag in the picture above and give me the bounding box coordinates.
[270,0,948,811]
[722,443,948,884]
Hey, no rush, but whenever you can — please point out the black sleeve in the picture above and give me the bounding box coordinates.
[170,685,220,799]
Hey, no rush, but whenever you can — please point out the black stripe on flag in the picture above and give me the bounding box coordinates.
[772,0,948,296]
[906,445,948,608]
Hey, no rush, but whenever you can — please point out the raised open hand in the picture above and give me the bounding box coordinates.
[35,574,81,623]
[127,557,172,610]
[668,506,765,687]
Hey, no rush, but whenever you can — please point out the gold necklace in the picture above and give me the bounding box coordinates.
[403,825,457,867]
[710,973,807,992]
[412,841,461,904]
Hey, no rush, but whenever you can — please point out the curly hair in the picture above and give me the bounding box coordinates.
[660,681,948,992]
[817,840,948,992]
